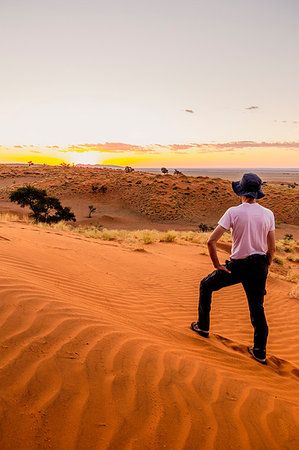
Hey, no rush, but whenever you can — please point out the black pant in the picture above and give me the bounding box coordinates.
[198,254,269,350]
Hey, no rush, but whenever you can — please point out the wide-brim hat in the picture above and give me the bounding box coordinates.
[232,173,265,199]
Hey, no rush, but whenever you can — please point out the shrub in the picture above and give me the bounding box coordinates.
[198,223,209,232]
[198,223,215,232]
[99,185,107,194]
[125,166,134,173]
[160,231,176,242]
[284,233,294,241]
[140,231,154,244]
[9,185,76,223]
[174,169,183,175]
[88,205,96,218]
[273,256,283,265]
[161,167,168,174]
[283,246,294,253]
[286,255,299,263]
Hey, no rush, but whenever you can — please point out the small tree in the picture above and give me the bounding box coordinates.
[27,160,34,166]
[284,233,293,241]
[198,223,215,232]
[161,167,168,174]
[125,166,134,173]
[9,185,76,223]
[198,223,209,232]
[99,185,107,194]
[88,205,96,218]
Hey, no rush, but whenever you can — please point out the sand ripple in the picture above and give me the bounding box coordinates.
[0,223,298,449]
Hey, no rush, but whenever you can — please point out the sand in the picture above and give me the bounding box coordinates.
[0,222,298,449]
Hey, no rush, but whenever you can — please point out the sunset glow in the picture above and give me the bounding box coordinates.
[0,141,298,168]
[0,1,298,167]
[68,151,102,166]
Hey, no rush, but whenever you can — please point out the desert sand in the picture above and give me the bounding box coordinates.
[0,221,298,449]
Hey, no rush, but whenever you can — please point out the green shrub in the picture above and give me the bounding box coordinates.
[284,246,294,253]
[286,255,299,263]
[273,256,284,265]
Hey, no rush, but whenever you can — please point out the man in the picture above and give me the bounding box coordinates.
[191,173,276,364]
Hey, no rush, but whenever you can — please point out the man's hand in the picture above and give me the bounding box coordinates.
[214,263,231,274]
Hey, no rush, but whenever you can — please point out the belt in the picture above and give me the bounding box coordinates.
[231,254,266,262]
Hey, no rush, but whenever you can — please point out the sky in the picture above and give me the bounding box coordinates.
[0,0,298,167]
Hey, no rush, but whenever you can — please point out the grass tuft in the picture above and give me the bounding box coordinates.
[273,256,284,265]
[160,231,177,242]
[0,212,27,222]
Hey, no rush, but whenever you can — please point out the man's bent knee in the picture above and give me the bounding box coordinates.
[200,270,219,291]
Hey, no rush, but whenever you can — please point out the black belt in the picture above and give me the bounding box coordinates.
[231,254,267,262]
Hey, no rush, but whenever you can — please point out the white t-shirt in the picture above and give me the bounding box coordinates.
[218,203,275,259]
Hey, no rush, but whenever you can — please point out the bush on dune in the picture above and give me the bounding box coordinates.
[160,231,177,242]
[9,185,76,224]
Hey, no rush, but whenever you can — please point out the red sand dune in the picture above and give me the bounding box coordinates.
[0,165,298,226]
[0,222,298,449]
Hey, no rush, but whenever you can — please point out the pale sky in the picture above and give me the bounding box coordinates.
[0,0,298,167]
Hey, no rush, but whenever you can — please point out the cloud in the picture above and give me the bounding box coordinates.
[167,144,196,150]
[184,109,194,114]
[59,143,159,154]
[2,141,299,157]
[245,106,259,110]
[191,141,299,153]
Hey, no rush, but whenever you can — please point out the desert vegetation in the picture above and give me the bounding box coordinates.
[0,165,298,225]
[9,185,76,223]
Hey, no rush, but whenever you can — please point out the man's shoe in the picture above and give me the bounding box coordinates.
[190,321,209,338]
[248,346,266,364]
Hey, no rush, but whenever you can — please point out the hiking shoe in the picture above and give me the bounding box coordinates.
[248,346,266,364]
[190,321,209,338]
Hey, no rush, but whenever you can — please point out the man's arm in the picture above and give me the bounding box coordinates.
[207,225,231,273]
[266,230,276,265]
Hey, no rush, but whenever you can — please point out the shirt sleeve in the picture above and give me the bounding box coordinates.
[269,212,275,231]
[218,208,232,230]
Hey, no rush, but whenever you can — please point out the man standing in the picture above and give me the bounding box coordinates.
[191,173,276,364]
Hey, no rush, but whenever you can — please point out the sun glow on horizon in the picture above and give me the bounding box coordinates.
[67,151,101,166]
[0,142,299,168]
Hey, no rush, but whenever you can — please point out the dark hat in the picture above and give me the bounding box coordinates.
[232,173,265,199]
